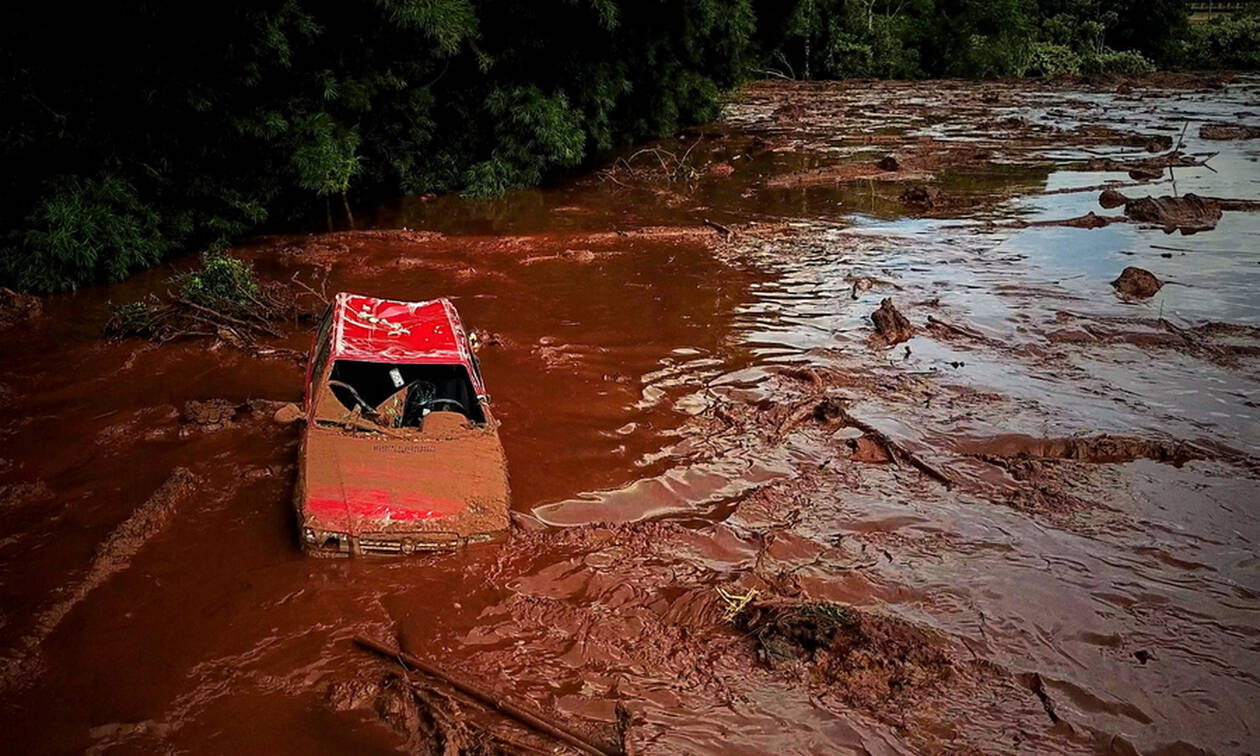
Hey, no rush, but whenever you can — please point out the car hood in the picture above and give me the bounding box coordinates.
[300,422,510,535]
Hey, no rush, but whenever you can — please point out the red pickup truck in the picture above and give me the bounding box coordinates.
[294,293,510,556]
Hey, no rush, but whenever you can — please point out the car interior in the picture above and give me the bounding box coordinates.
[325,360,486,426]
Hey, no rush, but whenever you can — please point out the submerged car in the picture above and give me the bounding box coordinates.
[294,293,510,556]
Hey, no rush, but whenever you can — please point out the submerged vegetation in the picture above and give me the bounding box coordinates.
[1,1,1253,293]
[105,253,312,350]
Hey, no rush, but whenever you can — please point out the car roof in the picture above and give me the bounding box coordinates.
[328,293,482,388]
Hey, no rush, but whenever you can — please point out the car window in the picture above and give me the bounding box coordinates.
[327,360,486,426]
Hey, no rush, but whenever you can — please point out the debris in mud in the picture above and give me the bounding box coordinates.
[1111,266,1163,299]
[776,394,954,487]
[1083,150,1206,180]
[871,298,914,345]
[182,399,240,429]
[355,636,622,756]
[598,145,704,190]
[1127,164,1164,181]
[765,161,932,189]
[706,162,734,178]
[273,403,304,424]
[1199,123,1260,141]
[469,328,503,350]
[1024,673,1060,724]
[1046,312,1260,367]
[960,433,1210,467]
[1098,187,1129,209]
[996,211,1127,230]
[732,597,952,709]
[899,184,943,209]
[0,480,54,511]
[327,672,506,755]
[1122,193,1222,234]
[1047,211,1115,229]
[847,436,892,463]
[104,257,317,357]
[1101,187,1260,214]
[0,287,42,330]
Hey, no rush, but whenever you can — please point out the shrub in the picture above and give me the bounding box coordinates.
[1027,42,1083,76]
[1,175,170,293]
[173,253,261,310]
[1179,13,1260,70]
[1080,48,1156,75]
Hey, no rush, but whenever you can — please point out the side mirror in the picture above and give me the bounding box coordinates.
[273,403,306,425]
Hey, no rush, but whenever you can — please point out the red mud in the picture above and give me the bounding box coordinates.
[1,76,1259,755]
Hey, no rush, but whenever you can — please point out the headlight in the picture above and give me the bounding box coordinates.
[303,528,317,543]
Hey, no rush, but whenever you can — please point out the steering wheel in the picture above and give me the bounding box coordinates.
[424,398,467,414]
[328,380,375,414]
[401,381,442,426]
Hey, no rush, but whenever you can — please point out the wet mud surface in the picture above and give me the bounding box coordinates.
[1,76,1259,754]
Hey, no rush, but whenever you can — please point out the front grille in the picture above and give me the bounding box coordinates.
[357,532,460,555]
[358,538,403,554]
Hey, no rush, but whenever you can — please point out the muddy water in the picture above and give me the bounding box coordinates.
[2,77,1259,754]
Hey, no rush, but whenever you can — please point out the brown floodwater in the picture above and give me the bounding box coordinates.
[1,76,1258,755]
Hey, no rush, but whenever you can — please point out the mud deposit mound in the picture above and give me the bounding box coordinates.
[1111,266,1163,299]
[736,599,951,708]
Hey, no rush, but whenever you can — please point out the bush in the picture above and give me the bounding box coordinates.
[817,11,924,79]
[1179,13,1260,70]
[173,253,261,310]
[952,32,1037,79]
[1080,48,1156,75]
[1027,42,1083,76]
[1,175,170,293]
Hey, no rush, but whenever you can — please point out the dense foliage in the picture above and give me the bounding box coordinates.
[2,1,762,291]
[1177,9,1260,70]
[766,0,1202,80]
[2,1,1253,292]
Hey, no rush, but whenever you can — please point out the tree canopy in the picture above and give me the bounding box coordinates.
[2,1,763,291]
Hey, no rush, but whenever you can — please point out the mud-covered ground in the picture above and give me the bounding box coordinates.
[1,75,1258,754]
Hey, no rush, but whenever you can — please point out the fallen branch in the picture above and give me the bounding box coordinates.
[702,218,735,239]
[354,635,621,756]
[837,408,954,488]
[777,397,953,488]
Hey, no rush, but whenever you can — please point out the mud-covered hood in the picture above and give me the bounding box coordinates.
[301,424,510,535]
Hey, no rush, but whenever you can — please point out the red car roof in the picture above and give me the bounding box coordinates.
[329,293,484,393]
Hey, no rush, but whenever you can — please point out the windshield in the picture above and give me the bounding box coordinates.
[323,360,485,427]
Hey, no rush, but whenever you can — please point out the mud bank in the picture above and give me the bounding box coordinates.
[1,76,1259,755]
